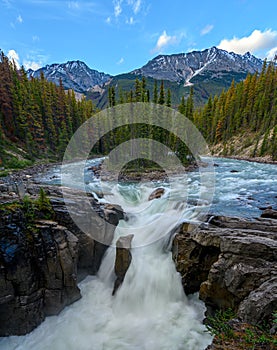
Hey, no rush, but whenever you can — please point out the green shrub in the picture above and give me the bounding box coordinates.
[206,308,236,339]
[35,188,53,219]
[5,157,33,169]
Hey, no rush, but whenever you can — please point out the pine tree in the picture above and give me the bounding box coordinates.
[108,86,116,107]
[141,77,147,102]
[153,80,158,103]
[185,87,194,120]
[158,81,165,105]
[178,96,186,115]
[135,78,141,102]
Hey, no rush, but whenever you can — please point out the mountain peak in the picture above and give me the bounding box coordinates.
[132,47,263,84]
[28,60,112,93]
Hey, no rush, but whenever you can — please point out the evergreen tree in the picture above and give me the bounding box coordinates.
[0,51,97,162]
[153,80,158,103]
[185,87,194,120]
[135,78,141,102]
[178,96,186,115]
[158,80,165,105]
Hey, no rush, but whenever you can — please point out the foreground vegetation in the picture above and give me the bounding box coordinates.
[206,309,277,349]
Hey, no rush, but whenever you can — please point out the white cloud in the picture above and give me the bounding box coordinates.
[117,57,124,65]
[201,24,213,36]
[266,47,277,60]
[106,16,111,23]
[113,0,123,17]
[217,29,277,55]
[133,0,141,14]
[111,0,142,21]
[152,30,178,53]
[126,16,134,25]
[68,1,80,9]
[17,14,23,23]
[23,60,42,70]
[127,0,141,14]
[2,0,12,8]
[7,49,20,69]
[6,49,43,71]
[32,35,40,42]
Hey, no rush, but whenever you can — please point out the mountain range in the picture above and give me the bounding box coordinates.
[27,47,264,107]
[27,60,111,94]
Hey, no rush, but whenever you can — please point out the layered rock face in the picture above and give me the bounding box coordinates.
[173,215,277,325]
[0,214,80,335]
[0,184,123,336]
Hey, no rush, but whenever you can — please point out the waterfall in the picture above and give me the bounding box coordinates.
[0,180,212,350]
[95,182,212,350]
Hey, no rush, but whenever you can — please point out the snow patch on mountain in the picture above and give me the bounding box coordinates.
[132,47,264,84]
[27,60,112,93]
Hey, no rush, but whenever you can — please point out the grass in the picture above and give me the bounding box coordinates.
[206,308,236,339]
[206,309,277,349]
[1,189,54,222]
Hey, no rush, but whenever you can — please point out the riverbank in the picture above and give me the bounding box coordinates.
[215,154,277,165]
[0,158,202,186]
[1,153,276,189]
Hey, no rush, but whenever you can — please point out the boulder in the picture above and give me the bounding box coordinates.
[112,234,134,295]
[148,187,165,201]
[261,208,277,220]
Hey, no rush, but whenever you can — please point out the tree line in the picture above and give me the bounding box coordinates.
[1,48,276,167]
[0,51,96,165]
[0,53,192,167]
[107,61,277,160]
[190,60,277,159]
[108,78,172,107]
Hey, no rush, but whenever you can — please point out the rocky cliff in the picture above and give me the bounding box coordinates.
[173,214,277,327]
[0,183,123,336]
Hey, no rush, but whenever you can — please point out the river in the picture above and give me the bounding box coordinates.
[0,157,276,350]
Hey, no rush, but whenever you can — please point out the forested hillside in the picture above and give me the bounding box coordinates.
[0,51,96,168]
[0,52,191,169]
[1,50,276,169]
[188,60,277,160]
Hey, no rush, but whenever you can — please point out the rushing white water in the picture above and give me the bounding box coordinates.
[2,157,276,350]
[0,173,213,350]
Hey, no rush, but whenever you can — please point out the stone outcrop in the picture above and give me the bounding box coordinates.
[0,215,80,336]
[112,234,134,295]
[173,215,277,326]
[0,184,124,336]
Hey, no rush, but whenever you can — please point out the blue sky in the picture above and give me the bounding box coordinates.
[1,0,277,75]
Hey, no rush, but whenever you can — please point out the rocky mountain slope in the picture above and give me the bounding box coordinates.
[27,47,264,107]
[132,47,263,85]
[27,60,111,93]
